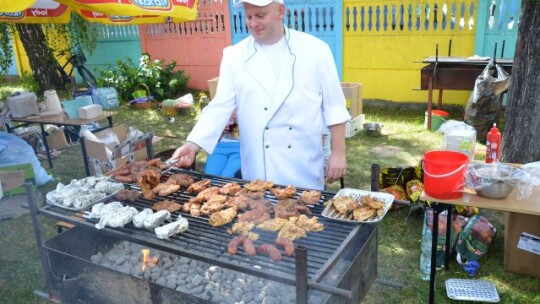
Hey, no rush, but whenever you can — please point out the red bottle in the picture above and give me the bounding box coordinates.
[486,123,501,163]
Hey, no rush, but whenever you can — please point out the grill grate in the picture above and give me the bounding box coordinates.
[41,168,363,285]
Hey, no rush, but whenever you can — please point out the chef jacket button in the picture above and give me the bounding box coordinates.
[288,126,292,130]
[288,145,292,148]
[264,107,268,111]
[265,127,269,130]
[265,145,269,148]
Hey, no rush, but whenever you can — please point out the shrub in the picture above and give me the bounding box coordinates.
[97,53,190,102]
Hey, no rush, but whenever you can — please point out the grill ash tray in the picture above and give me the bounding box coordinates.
[446,279,500,302]
[321,188,394,224]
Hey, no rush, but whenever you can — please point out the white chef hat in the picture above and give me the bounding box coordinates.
[234,0,284,9]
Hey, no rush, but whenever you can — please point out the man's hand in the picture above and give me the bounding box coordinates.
[170,142,200,168]
[325,152,346,183]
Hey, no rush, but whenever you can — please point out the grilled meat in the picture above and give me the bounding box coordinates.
[275,237,295,256]
[353,206,377,221]
[236,189,266,199]
[166,173,194,187]
[226,195,253,210]
[137,170,161,199]
[229,222,255,235]
[298,190,321,205]
[244,179,274,192]
[278,220,307,240]
[256,244,282,262]
[152,183,180,196]
[228,234,248,255]
[152,200,183,213]
[219,182,242,195]
[209,206,237,227]
[269,185,296,199]
[274,199,311,219]
[237,203,272,224]
[242,238,257,256]
[331,196,357,215]
[256,218,288,232]
[114,189,140,201]
[187,179,212,194]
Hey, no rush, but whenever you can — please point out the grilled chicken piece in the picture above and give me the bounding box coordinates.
[361,195,387,210]
[353,206,377,221]
[209,206,238,227]
[278,221,307,240]
[298,190,321,205]
[190,186,220,204]
[152,200,183,213]
[236,189,266,200]
[152,183,180,196]
[219,182,242,195]
[114,189,140,201]
[294,215,324,233]
[187,179,212,194]
[269,185,296,199]
[237,203,272,224]
[274,199,311,219]
[166,173,194,187]
[226,195,253,210]
[201,194,228,215]
[137,170,161,199]
[229,222,255,235]
[331,196,357,215]
[257,218,288,232]
[244,179,274,192]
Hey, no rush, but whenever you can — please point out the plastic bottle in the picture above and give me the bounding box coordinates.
[420,219,432,281]
[486,123,501,163]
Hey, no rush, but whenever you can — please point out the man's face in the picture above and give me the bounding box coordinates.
[244,2,285,45]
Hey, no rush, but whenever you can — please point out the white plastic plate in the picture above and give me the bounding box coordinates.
[446,279,500,302]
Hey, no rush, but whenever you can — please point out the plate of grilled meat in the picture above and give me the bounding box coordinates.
[321,188,394,224]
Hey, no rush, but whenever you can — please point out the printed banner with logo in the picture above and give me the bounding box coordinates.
[56,0,199,22]
[0,1,37,13]
[0,0,71,24]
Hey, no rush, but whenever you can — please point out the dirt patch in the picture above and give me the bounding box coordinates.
[371,146,404,158]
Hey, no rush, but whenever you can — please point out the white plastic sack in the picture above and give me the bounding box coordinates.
[0,132,54,186]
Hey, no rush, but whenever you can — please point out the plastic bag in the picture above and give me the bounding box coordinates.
[464,62,511,142]
[455,215,497,264]
[522,161,540,186]
[0,132,53,186]
[466,163,533,199]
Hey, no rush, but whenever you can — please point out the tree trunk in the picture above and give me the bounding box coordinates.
[15,24,65,93]
[501,1,540,164]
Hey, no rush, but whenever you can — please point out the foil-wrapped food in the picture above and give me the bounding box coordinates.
[48,176,123,210]
[89,201,138,229]
[155,215,189,239]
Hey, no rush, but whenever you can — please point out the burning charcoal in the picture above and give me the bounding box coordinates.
[210,272,222,282]
[178,257,190,264]
[150,272,161,281]
[90,253,102,264]
[191,274,204,287]
[191,285,204,295]
[117,264,131,275]
[166,279,177,290]
[155,277,167,286]
[242,291,254,303]
[232,287,243,301]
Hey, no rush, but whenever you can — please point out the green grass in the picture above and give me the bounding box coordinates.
[1,92,539,303]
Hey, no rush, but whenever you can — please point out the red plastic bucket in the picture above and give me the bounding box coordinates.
[423,151,469,199]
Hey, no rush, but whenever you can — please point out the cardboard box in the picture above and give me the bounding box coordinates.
[78,104,104,120]
[0,163,36,197]
[46,132,69,150]
[208,77,219,99]
[341,82,363,118]
[83,125,153,175]
[504,212,540,278]
[345,114,365,138]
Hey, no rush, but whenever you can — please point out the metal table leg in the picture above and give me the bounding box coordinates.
[429,203,452,304]
[37,123,53,168]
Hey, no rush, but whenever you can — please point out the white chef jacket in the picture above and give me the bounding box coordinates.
[187,27,350,190]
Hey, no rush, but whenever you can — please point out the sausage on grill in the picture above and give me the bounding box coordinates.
[242,238,257,256]
[227,234,247,255]
[275,237,295,256]
[256,244,282,262]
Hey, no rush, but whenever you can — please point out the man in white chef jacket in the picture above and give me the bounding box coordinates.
[171,0,351,190]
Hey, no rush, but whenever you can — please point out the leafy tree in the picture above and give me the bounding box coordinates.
[501,1,540,163]
[0,14,97,93]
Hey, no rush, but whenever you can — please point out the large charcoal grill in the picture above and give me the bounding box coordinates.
[28,168,378,304]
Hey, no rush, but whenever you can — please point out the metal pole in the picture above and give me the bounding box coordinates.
[25,183,61,302]
[295,246,308,304]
